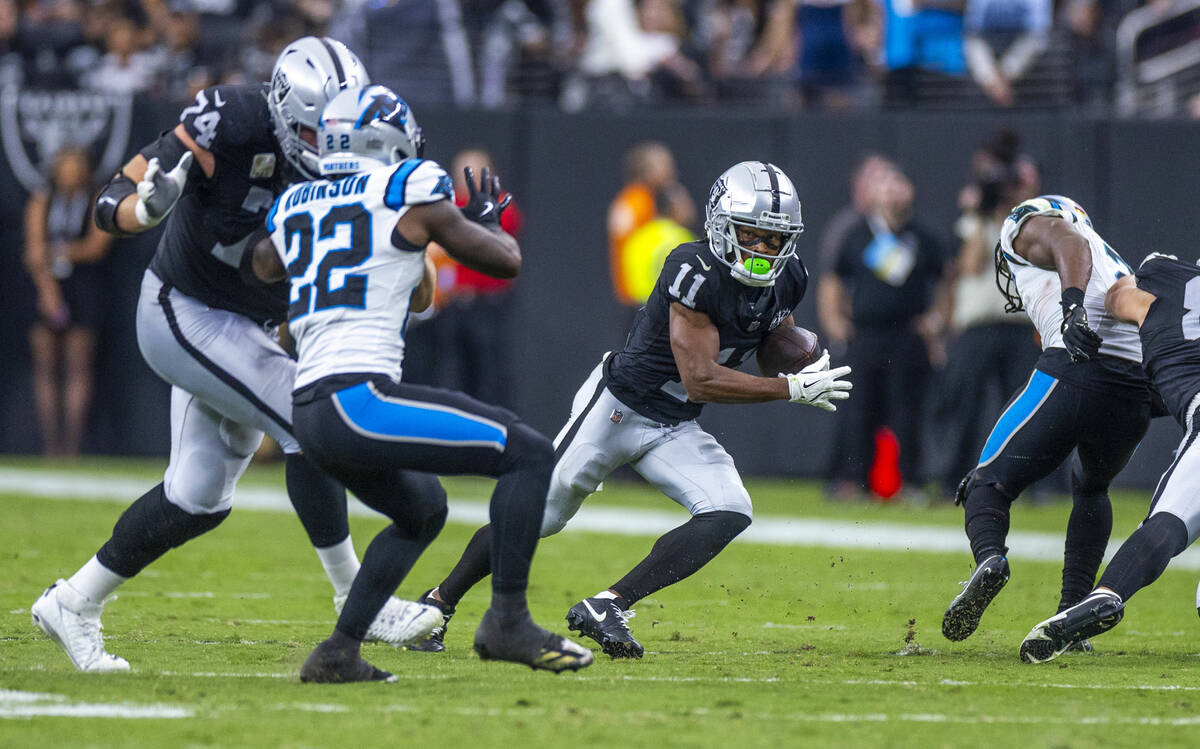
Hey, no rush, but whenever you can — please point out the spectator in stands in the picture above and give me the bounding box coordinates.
[82,15,160,95]
[607,141,695,319]
[820,161,948,500]
[22,146,112,457]
[417,148,525,408]
[962,0,1052,107]
[12,0,98,89]
[938,132,1040,496]
[1064,0,1140,113]
[331,0,477,108]
[561,0,704,111]
[880,0,967,107]
[697,0,770,101]
[751,0,881,109]
[817,152,895,358]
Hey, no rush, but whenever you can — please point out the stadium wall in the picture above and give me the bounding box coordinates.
[2,99,1197,488]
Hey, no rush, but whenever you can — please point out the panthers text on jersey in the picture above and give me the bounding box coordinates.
[148,84,292,325]
[267,157,452,391]
[1133,255,1200,426]
[605,240,809,424]
[999,195,1141,362]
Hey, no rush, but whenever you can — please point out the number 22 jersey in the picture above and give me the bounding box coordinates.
[266,158,452,391]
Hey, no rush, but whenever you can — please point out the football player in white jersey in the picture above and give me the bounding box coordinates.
[254,84,593,680]
[31,38,434,675]
[941,195,1152,645]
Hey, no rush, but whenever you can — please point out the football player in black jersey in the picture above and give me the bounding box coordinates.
[1020,253,1200,663]
[30,38,440,673]
[409,161,852,658]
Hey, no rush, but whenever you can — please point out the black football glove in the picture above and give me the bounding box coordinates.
[954,470,975,507]
[459,166,511,228]
[1060,286,1102,363]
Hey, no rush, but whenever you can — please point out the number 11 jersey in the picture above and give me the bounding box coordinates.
[267,157,452,390]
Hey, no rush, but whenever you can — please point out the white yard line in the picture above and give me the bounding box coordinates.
[0,689,191,719]
[5,467,1200,569]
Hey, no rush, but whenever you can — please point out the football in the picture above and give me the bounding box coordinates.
[757,325,822,377]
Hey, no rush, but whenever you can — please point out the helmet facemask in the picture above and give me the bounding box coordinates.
[705,161,804,287]
[267,37,370,181]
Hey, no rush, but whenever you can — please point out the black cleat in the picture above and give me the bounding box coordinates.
[473,609,593,673]
[942,554,1010,641]
[407,589,454,653]
[300,638,397,683]
[1020,591,1124,664]
[566,597,643,659]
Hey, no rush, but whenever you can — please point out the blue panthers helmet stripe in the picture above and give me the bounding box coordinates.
[384,158,423,210]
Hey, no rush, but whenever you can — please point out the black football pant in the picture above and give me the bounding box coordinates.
[293,374,553,640]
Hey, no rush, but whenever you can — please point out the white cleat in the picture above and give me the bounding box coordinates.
[333,594,443,648]
[31,580,130,672]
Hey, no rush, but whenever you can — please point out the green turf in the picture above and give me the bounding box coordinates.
[2,460,1198,748]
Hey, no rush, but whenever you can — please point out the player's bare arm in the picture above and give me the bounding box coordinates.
[95,125,207,236]
[1106,274,1155,327]
[410,253,438,313]
[398,167,519,278]
[1011,215,1093,290]
[670,303,791,403]
[251,233,286,284]
[1013,213,1102,362]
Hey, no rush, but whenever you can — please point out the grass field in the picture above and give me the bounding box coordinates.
[2,458,1200,748]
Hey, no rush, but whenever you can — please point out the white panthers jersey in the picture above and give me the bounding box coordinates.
[267,158,452,389]
[998,195,1142,363]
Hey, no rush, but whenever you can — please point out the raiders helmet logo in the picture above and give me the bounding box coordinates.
[708,176,727,211]
[271,69,291,104]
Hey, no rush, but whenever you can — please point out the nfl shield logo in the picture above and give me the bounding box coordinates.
[610,409,623,424]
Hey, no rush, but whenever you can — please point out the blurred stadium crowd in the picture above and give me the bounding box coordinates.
[3,0,1198,115]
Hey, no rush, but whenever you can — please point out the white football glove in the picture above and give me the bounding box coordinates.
[134,151,193,228]
[782,350,853,411]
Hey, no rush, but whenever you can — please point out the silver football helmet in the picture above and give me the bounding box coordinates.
[704,161,804,286]
[317,85,424,176]
[267,36,370,180]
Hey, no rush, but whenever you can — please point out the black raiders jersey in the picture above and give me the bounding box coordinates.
[148,84,291,325]
[606,241,809,424]
[1133,255,1200,426]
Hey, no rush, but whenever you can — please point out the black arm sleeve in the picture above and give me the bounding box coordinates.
[94,173,137,236]
[139,130,201,193]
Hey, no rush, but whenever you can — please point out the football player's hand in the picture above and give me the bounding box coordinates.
[1060,287,1102,363]
[135,152,193,228]
[459,166,511,228]
[783,350,852,411]
[954,470,975,506]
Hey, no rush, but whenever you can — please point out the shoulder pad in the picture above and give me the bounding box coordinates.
[383,159,452,210]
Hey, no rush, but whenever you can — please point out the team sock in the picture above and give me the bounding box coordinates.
[96,482,228,578]
[317,537,360,599]
[1097,513,1189,602]
[437,525,493,607]
[962,483,1011,564]
[1058,484,1113,611]
[284,452,349,548]
[612,510,750,606]
[65,556,128,604]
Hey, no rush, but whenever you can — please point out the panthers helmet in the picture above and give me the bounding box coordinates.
[268,36,370,180]
[705,161,804,286]
[317,85,424,176]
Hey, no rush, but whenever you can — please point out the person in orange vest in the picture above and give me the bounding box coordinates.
[607,142,694,316]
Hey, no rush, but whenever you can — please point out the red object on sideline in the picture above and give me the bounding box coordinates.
[869,426,902,500]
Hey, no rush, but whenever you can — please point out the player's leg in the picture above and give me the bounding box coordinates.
[32,387,249,671]
[943,371,1080,641]
[29,322,60,455]
[564,422,752,658]
[1058,393,1151,612]
[61,325,97,457]
[134,274,376,614]
[293,412,449,682]
[313,376,592,672]
[415,357,633,652]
